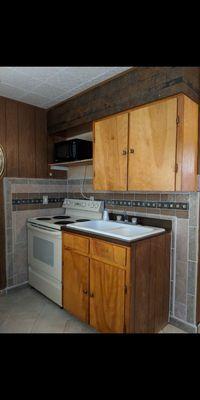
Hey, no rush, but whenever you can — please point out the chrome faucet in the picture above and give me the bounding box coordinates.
[123,211,129,223]
[103,209,109,221]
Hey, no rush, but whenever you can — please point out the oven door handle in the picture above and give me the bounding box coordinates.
[27,223,62,236]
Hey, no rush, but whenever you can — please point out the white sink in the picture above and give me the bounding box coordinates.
[67,220,165,242]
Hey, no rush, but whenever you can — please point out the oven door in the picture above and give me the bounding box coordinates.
[27,223,62,283]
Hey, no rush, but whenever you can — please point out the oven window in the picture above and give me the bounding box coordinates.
[33,236,54,267]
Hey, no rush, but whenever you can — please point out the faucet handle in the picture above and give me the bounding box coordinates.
[123,211,129,222]
[131,217,137,225]
[103,209,109,221]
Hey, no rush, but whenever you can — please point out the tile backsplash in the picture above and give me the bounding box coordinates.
[3,171,200,333]
[3,178,68,289]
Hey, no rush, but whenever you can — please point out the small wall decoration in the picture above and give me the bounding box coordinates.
[0,145,5,178]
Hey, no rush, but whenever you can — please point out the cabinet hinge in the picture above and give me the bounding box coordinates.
[176,116,180,125]
[124,284,128,294]
[175,163,178,173]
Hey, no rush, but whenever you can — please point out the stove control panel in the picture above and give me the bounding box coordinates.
[62,198,104,212]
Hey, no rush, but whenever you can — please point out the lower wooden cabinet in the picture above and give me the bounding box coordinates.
[62,231,171,333]
[63,249,89,323]
[90,260,125,333]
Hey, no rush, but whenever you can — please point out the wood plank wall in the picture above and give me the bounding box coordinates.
[47,67,200,136]
[0,98,6,290]
[0,96,47,289]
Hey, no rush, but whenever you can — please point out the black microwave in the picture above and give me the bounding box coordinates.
[54,139,92,163]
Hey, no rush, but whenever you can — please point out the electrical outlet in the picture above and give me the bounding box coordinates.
[43,195,48,205]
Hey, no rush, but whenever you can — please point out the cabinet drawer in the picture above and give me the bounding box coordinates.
[63,233,89,254]
[90,239,127,267]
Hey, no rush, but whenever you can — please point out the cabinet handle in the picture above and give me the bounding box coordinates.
[90,292,94,298]
[83,289,88,295]
[122,150,127,155]
[129,148,134,154]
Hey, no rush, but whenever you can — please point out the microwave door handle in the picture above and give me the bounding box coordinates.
[27,223,61,236]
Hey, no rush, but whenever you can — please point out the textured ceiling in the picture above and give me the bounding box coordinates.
[0,67,132,109]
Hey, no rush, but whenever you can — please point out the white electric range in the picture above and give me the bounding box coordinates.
[27,199,104,306]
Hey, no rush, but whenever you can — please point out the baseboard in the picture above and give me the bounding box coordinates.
[6,281,29,291]
[0,288,7,296]
[169,316,197,333]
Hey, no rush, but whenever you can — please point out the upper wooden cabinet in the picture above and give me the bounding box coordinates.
[93,94,199,192]
[128,98,177,191]
[93,113,128,190]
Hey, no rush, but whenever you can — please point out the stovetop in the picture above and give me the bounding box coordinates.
[27,215,93,230]
[27,198,104,230]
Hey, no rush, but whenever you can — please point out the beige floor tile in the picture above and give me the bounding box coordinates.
[5,286,189,334]
[30,320,66,333]
[64,319,97,333]
[0,310,10,327]
[0,316,36,333]
[161,324,186,334]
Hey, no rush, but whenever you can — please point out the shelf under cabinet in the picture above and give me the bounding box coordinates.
[48,158,93,171]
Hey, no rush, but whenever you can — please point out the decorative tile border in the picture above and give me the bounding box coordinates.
[105,199,189,210]
[12,193,189,211]
[12,197,65,206]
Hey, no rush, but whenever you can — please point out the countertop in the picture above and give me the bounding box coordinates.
[61,224,169,246]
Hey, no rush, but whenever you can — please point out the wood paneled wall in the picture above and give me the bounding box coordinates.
[0,96,47,289]
[47,67,200,136]
[3,98,47,178]
[0,98,6,289]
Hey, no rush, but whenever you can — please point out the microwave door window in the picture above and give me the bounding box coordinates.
[72,141,76,159]
[66,142,73,161]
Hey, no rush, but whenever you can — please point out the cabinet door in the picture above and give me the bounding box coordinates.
[93,113,128,191]
[128,98,178,191]
[63,249,89,323]
[90,260,125,333]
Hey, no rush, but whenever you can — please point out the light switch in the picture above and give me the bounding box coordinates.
[43,195,48,205]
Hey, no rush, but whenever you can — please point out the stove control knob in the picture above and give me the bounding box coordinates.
[94,204,98,208]
[82,203,86,207]
[90,202,94,208]
[67,201,71,206]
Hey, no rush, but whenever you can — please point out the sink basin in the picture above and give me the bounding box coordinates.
[67,220,165,242]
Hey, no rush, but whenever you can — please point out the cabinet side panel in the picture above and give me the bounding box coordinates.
[128,233,171,333]
[132,239,152,333]
[151,233,171,332]
[181,96,198,191]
